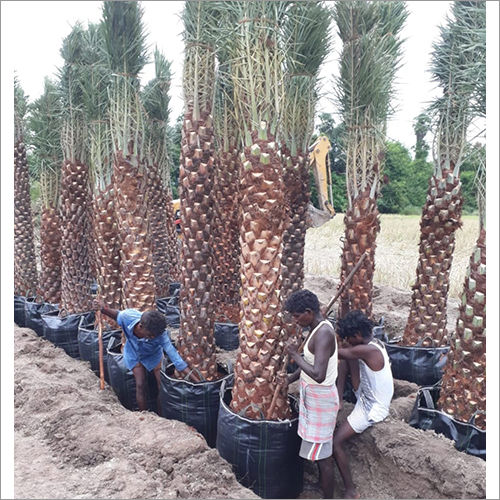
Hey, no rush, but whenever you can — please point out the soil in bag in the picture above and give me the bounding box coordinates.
[214,322,239,351]
[156,297,180,328]
[384,340,450,386]
[106,337,158,412]
[216,380,304,499]
[15,295,31,327]
[159,363,234,447]
[42,310,94,359]
[78,317,122,383]
[25,299,58,336]
[409,385,486,460]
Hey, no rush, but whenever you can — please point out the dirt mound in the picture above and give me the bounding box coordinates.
[14,327,256,499]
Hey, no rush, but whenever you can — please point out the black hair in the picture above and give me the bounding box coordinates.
[141,310,167,337]
[337,310,374,339]
[284,289,320,314]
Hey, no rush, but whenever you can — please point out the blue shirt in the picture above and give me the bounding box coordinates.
[116,309,188,372]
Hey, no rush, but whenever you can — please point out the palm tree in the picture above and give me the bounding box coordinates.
[223,0,290,420]
[280,1,332,304]
[142,48,178,299]
[438,148,485,429]
[58,24,94,315]
[81,22,122,314]
[334,1,408,319]
[403,1,486,346]
[14,77,39,299]
[211,25,242,325]
[29,78,62,304]
[175,0,220,381]
[102,1,155,311]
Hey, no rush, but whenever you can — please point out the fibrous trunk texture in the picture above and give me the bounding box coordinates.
[146,164,175,298]
[113,150,156,311]
[339,190,380,319]
[403,170,463,346]
[164,187,180,283]
[14,140,39,297]
[231,132,290,420]
[39,205,61,304]
[176,110,218,381]
[212,147,241,324]
[93,184,122,312]
[60,160,94,314]
[438,228,486,429]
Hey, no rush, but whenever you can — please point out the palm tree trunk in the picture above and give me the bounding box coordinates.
[438,227,485,429]
[403,169,463,346]
[14,140,39,297]
[39,205,61,304]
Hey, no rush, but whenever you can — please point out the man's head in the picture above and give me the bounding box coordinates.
[137,310,167,338]
[284,289,320,327]
[336,310,373,346]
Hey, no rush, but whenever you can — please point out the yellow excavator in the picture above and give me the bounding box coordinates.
[171,135,334,233]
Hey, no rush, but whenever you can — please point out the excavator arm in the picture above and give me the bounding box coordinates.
[308,135,335,218]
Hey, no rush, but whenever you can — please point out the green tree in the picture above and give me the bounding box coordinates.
[167,114,182,199]
[413,112,431,161]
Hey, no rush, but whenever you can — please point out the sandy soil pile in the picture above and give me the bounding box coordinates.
[13,277,485,499]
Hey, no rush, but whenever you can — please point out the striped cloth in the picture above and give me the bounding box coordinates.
[298,379,339,443]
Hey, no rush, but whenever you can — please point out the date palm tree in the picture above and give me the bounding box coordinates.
[280,1,332,304]
[58,24,94,314]
[403,1,486,346]
[334,1,407,319]
[14,77,39,298]
[29,78,62,304]
[175,0,220,381]
[439,149,485,429]
[223,0,290,420]
[102,1,155,311]
[142,48,178,299]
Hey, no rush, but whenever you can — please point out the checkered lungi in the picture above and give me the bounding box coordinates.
[298,379,339,444]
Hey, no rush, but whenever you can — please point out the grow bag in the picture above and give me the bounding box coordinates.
[42,310,94,359]
[106,337,158,412]
[216,380,304,499]
[14,295,31,327]
[156,297,180,328]
[159,363,233,447]
[214,322,239,351]
[384,339,450,386]
[78,317,122,382]
[169,282,181,300]
[409,385,486,460]
[24,299,58,336]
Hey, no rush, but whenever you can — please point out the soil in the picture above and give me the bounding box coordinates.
[13,276,485,499]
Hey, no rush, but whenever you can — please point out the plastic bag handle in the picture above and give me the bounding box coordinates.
[468,409,485,426]
[184,366,206,382]
[225,360,234,374]
[421,388,435,410]
[238,403,265,419]
[416,335,435,347]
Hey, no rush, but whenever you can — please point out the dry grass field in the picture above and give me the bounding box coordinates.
[304,213,480,299]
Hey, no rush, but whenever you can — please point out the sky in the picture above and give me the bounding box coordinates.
[0,0,476,151]
[1,2,499,497]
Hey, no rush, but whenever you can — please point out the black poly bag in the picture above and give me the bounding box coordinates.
[24,299,58,336]
[14,295,31,327]
[169,282,181,300]
[216,380,304,499]
[78,317,121,382]
[156,297,180,328]
[214,322,239,351]
[409,385,486,460]
[384,340,449,386]
[106,337,158,412]
[159,363,234,447]
[42,310,94,359]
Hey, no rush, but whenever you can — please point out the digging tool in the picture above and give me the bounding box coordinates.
[96,308,105,390]
[266,251,368,419]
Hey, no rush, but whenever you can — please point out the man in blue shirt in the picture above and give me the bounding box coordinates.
[96,303,200,411]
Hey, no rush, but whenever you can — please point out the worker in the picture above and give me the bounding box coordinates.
[333,310,394,499]
[284,289,339,499]
[95,301,200,412]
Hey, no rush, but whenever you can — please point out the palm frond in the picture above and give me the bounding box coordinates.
[14,75,29,143]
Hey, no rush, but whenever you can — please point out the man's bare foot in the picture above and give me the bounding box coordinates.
[344,488,360,499]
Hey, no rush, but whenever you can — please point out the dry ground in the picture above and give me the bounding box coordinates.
[13,275,486,499]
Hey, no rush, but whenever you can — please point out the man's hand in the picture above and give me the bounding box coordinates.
[275,371,288,388]
[284,339,300,358]
[92,299,105,312]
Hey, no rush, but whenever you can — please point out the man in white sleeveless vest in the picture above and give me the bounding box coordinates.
[334,310,394,499]
[285,290,339,499]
